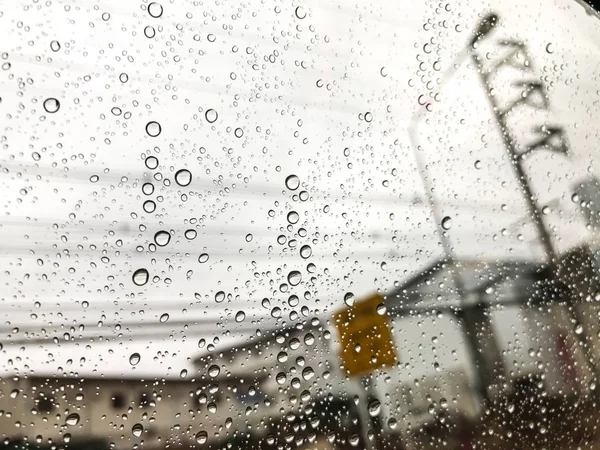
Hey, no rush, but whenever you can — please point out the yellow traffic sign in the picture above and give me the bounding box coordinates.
[333,293,398,377]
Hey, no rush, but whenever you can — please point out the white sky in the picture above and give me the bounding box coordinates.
[1,0,600,379]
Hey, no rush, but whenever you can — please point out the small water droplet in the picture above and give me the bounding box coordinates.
[144,25,156,38]
[235,311,246,322]
[50,40,61,52]
[89,175,99,183]
[234,127,244,138]
[185,229,197,240]
[198,253,209,263]
[380,67,388,77]
[546,42,554,54]
[160,313,169,323]
[295,6,306,19]
[287,211,299,224]
[144,156,159,170]
[143,200,156,213]
[215,291,225,303]
[132,268,149,286]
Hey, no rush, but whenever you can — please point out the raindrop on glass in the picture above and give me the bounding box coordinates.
[129,353,141,366]
[285,175,300,190]
[198,253,209,263]
[235,311,246,322]
[205,109,218,123]
[132,424,143,438]
[295,6,306,19]
[154,231,171,247]
[344,292,354,306]
[147,2,163,18]
[300,245,312,259]
[208,365,220,378]
[65,413,80,426]
[195,431,208,444]
[43,98,60,113]
[441,216,452,230]
[287,211,299,224]
[145,121,161,137]
[174,169,192,187]
[145,156,159,170]
[50,40,61,52]
[159,313,169,323]
[288,271,302,286]
[132,268,149,286]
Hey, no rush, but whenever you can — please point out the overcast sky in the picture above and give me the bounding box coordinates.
[1,0,600,379]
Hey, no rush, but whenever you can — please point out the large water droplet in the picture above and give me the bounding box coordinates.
[159,313,169,323]
[132,268,149,286]
[174,169,192,187]
[145,121,162,137]
[208,365,220,378]
[288,271,302,286]
[143,200,156,213]
[368,400,381,417]
[195,431,208,444]
[129,353,141,366]
[43,98,60,113]
[300,245,312,259]
[147,2,163,18]
[65,413,80,426]
[50,40,61,52]
[185,229,197,240]
[344,292,355,306]
[154,231,171,247]
[235,311,246,322]
[285,175,300,190]
[441,216,452,230]
[205,109,218,123]
[287,211,299,224]
[145,156,159,170]
[215,291,225,303]
[198,253,209,263]
[295,6,306,19]
[132,423,143,438]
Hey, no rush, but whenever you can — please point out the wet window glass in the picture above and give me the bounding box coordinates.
[2,1,600,450]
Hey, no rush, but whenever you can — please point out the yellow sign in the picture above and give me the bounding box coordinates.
[333,293,398,377]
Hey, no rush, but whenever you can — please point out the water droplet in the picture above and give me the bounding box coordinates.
[207,402,217,413]
[180,369,188,378]
[380,67,388,77]
[376,303,387,315]
[285,175,300,190]
[154,230,171,247]
[142,183,154,195]
[300,245,312,259]
[50,40,61,52]
[89,175,99,183]
[195,431,208,444]
[288,271,302,286]
[245,233,253,242]
[208,365,220,378]
[65,413,80,426]
[145,156,159,170]
[144,25,156,38]
[198,253,209,263]
[295,6,306,19]
[287,211,299,224]
[302,367,315,381]
[132,268,149,286]
[388,418,397,430]
[174,169,192,187]
[441,216,452,230]
[364,112,373,123]
[64,433,71,443]
[10,389,19,399]
[143,200,156,213]
[368,399,381,417]
[145,121,161,137]
[344,292,355,306]
[185,229,197,240]
[132,423,143,438]
[474,160,482,169]
[205,109,218,123]
[43,98,60,113]
[159,313,169,323]
[276,372,287,384]
[235,311,246,322]
[546,42,554,54]
[147,2,163,18]
[129,353,141,366]
[234,127,244,138]
[119,73,128,83]
[575,323,584,334]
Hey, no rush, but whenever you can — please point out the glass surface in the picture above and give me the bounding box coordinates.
[1,1,600,449]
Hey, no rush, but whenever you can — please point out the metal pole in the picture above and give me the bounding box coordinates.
[468,27,600,384]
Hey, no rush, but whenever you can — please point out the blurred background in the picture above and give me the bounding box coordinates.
[2,0,600,448]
